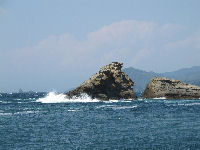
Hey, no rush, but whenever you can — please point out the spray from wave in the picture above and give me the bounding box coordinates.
[36,92,100,103]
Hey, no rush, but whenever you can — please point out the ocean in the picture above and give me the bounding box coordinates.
[0,92,200,150]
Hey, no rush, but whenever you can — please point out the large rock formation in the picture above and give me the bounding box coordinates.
[66,62,137,100]
[143,77,200,99]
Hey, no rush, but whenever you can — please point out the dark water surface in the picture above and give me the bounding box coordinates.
[0,93,200,150]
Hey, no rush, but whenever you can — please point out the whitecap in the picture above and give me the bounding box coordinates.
[36,92,138,103]
[178,103,200,106]
[96,105,137,110]
[96,105,115,108]
[0,112,12,116]
[111,105,137,110]
[14,110,39,115]
[36,92,100,103]
[104,100,120,103]
[104,100,132,103]
[67,109,78,112]
[2,101,11,104]
[153,97,166,100]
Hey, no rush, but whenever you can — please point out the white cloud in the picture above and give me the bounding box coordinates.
[3,19,200,91]
[159,23,184,33]
[164,33,200,50]
[87,20,157,46]
[10,20,164,70]
[130,48,152,66]
[164,37,194,49]
[0,8,6,14]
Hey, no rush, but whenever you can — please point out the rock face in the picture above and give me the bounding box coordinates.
[66,62,137,100]
[143,77,200,99]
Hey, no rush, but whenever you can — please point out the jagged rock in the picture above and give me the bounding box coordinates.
[66,62,137,100]
[143,77,200,99]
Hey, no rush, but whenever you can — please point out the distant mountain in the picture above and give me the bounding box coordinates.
[123,66,200,94]
[123,67,161,93]
[162,66,200,82]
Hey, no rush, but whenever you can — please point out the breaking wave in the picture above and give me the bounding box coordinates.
[36,92,100,103]
[153,97,166,100]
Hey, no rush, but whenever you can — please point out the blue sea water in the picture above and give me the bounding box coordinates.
[0,92,200,150]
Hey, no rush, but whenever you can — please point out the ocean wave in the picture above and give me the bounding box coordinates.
[96,105,137,110]
[1,101,11,104]
[177,103,200,106]
[36,92,100,103]
[104,100,132,103]
[14,110,40,115]
[0,112,12,116]
[96,105,115,108]
[153,97,166,100]
[0,110,40,116]
[112,106,137,110]
[67,109,79,112]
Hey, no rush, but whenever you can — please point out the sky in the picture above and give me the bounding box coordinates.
[0,0,200,92]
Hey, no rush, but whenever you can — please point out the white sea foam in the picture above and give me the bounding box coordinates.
[14,110,39,115]
[153,97,166,100]
[0,110,12,116]
[67,109,78,112]
[104,99,133,103]
[0,110,40,116]
[111,106,137,110]
[36,92,100,103]
[0,112,12,116]
[96,105,115,108]
[177,103,200,106]
[104,100,120,103]
[2,101,11,104]
[96,105,137,110]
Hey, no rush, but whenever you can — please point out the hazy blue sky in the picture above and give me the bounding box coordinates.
[0,0,200,92]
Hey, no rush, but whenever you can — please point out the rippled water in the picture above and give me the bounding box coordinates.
[0,92,200,149]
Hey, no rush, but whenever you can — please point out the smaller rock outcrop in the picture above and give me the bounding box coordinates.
[143,77,200,99]
[66,62,137,100]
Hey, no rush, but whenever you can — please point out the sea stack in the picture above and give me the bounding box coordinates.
[143,77,200,99]
[66,62,137,100]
